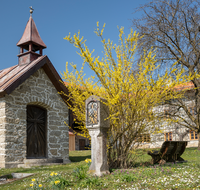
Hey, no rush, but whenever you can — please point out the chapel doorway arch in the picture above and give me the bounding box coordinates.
[26,105,47,158]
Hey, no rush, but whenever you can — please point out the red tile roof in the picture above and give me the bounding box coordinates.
[173,81,194,90]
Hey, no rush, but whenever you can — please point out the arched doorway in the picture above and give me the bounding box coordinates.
[26,105,47,158]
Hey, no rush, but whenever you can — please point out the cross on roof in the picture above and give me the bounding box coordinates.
[29,6,34,16]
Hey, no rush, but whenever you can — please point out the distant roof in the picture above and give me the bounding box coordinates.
[174,81,194,91]
[0,56,69,105]
[17,15,46,48]
[69,131,75,135]
[64,82,86,90]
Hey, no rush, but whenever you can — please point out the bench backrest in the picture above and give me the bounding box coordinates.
[161,141,177,157]
[160,141,187,158]
[173,141,187,160]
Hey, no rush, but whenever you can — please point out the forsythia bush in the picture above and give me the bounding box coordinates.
[62,22,197,168]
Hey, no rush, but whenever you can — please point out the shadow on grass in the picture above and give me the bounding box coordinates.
[69,150,91,162]
[69,155,91,162]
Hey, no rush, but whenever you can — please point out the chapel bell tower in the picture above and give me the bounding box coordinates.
[17,7,47,66]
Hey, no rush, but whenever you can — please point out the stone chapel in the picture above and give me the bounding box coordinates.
[0,11,71,168]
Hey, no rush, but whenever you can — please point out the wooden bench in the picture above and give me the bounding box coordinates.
[147,141,187,164]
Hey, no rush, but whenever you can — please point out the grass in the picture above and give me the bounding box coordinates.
[0,148,199,189]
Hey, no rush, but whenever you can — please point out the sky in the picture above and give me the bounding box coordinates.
[0,0,149,79]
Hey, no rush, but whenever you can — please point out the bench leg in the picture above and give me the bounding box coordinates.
[167,158,175,163]
[177,157,185,162]
[150,155,161,164]
[163,155,175,163]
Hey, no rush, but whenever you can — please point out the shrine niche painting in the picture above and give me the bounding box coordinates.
[27,105,47,158]
[87,101,98,126]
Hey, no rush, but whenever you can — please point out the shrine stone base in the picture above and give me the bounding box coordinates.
[88,128,109,176]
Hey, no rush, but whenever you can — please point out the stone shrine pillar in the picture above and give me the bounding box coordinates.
[86,95,110,176]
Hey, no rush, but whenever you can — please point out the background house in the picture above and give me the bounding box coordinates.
[138,83,198,149]
[69,131,75,151]
[68,109,90,151]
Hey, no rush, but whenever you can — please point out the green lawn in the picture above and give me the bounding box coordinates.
[0,148,200,189]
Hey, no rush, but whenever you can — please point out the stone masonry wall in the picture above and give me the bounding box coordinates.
[2,68,70,167]
[0,99,6,167]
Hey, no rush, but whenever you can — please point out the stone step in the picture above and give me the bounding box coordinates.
[17,158,64,168]
[18,162,64,168]
[24,158,63,164]
[12,158,71,168]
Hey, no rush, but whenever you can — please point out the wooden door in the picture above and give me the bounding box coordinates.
[79,139,85,150]
[27,105,47,158]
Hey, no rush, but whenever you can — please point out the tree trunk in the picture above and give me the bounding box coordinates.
[198,131,200,151]
[194,79,200,150]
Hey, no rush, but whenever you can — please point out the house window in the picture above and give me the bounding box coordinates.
[165,132,172,141]
[138,134,150,143]
[164,110,169,118]
[190,130,198,140]
[189,106,197,116]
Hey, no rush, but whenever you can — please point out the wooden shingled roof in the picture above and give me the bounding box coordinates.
[0,55,69,105]
[17,15,46,48]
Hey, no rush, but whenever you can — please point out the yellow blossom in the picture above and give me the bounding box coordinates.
[30,183,33,187]
[55,180,60,185]
[50,172,55,176]
[85,158,92,163]
[39,184,42,187]
[32,178,35,182]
